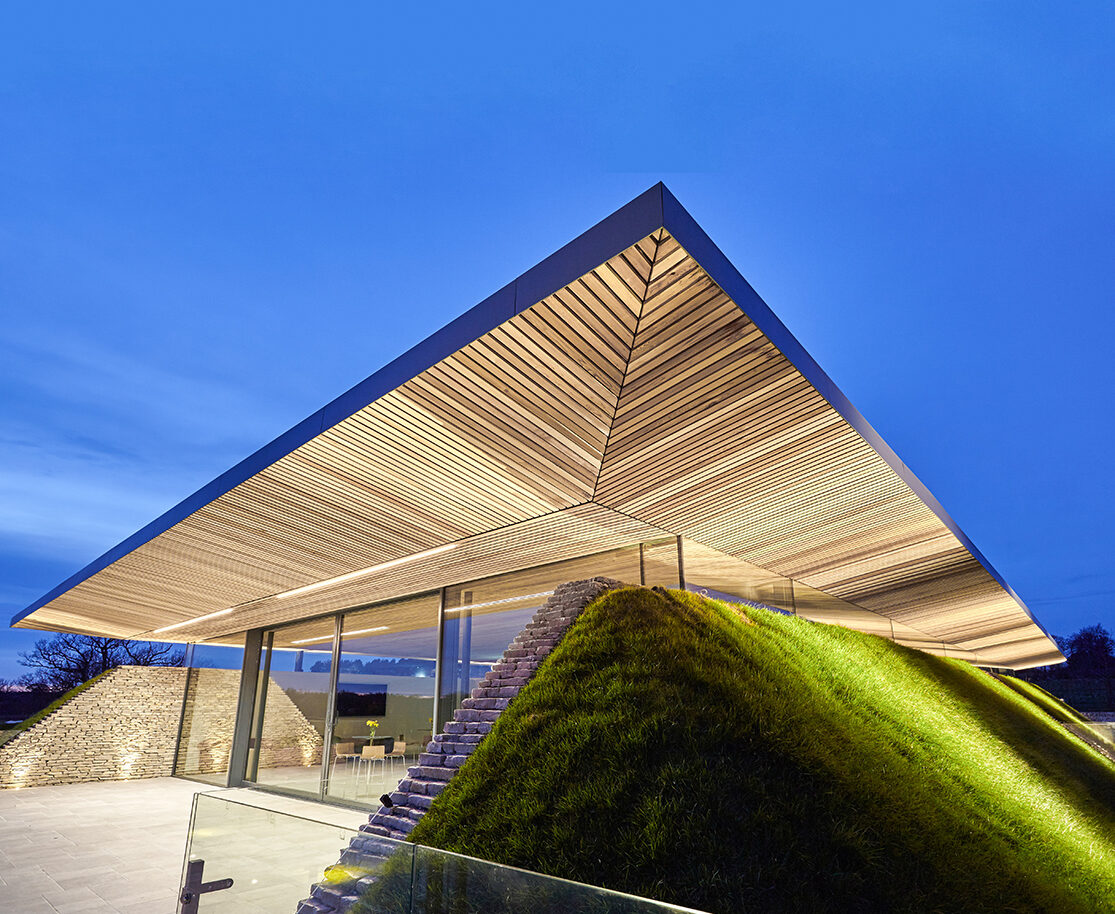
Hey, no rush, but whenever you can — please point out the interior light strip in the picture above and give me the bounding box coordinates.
[150,607,234,635]
[276,544,459,600]
[290,625,390,645]
[444,590,554,614]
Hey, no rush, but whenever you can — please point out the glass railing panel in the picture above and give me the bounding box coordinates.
[403,845,705,914]
[180,792,403,913]
[181,792,708,914]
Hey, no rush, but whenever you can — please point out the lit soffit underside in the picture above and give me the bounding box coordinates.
[13,187,1062,669]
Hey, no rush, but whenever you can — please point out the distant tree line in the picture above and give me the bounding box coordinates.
[1020,623,1115,710]
[310,656,435,677]
[1,634,184,722]
[1027,624,1115,677]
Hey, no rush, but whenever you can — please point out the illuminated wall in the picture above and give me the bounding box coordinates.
[0,666,188,790]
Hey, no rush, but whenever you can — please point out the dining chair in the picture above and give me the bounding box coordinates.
[329,741,360,783]
[359,744,386,786]
[386,740,407,773]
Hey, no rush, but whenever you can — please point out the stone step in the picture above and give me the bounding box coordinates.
[371,812,415,834]
[432,731,484,744]
[459,697,510,711]
[452,708,501,722]
[485,665,535,677]
[347,834,399,857]
[407,764,456,781]
[425,739,477,755]
[310,883,359,910]
[482,676,530,689]
[339,848,389,870]
[419,752,470,768]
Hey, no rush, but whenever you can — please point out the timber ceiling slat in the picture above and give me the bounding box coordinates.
[16,227,1059,668]
[600,372,819,481]
[531,286,630,378]
[335,398,551,520]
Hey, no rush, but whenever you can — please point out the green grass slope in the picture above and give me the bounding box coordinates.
[409,587,1115,914]
[0,670,110,748]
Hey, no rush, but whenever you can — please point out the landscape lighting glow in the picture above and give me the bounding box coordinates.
[276,544,458,599]
[150,607,234,634]
[445,590,554,614]
[290,625,390,645]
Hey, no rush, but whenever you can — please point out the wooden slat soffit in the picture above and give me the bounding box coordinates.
[16,219,1062,669]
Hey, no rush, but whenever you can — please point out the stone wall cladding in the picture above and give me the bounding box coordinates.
[0,666,188,789]
[297,576,622,914]
[1,664,324,790]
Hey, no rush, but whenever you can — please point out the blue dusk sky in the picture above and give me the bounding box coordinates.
[1,3,1112,679]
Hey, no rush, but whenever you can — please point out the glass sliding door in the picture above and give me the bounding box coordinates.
[230,539,687,805]
[245,617,335,799]
[325,593,440,803]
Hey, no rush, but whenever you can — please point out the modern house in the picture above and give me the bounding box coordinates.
[10,184,1064,809]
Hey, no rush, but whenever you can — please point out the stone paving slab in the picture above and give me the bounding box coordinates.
[0,777,369,913]
[0,777,204,913]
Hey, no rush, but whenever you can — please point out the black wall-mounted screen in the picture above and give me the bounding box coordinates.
[335,685,387,717]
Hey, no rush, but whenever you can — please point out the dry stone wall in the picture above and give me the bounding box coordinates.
[0,664,324,789]
[0,666,188,789]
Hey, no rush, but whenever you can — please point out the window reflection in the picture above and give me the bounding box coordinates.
[436,543,676,731]
[681,538,795,612]
[325,593,439,804]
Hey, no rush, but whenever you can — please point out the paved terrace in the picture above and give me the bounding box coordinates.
[0,778,366,913]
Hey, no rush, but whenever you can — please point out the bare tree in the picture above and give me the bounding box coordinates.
[18,634,185,691]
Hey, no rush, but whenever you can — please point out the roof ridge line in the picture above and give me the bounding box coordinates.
[589,231,665,499]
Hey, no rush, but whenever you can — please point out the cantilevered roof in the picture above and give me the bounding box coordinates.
[13,185,1063,669]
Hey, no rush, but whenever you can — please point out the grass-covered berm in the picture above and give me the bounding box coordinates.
[405,587,1115,914]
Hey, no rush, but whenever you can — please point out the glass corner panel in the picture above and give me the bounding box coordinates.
[174,633,246,786]
[680,538,795,612]
[245,618,333,798]
[640,537,683,588]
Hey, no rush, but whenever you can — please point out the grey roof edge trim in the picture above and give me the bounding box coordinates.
[11,184,668,628]
[659,186,1054,646]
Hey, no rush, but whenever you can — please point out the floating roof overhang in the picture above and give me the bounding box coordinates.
[12,185,1063,669]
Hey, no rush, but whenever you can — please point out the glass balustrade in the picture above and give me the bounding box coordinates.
[180,791,707,914]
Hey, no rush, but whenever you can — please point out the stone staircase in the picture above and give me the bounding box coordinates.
[296,576,620,914]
